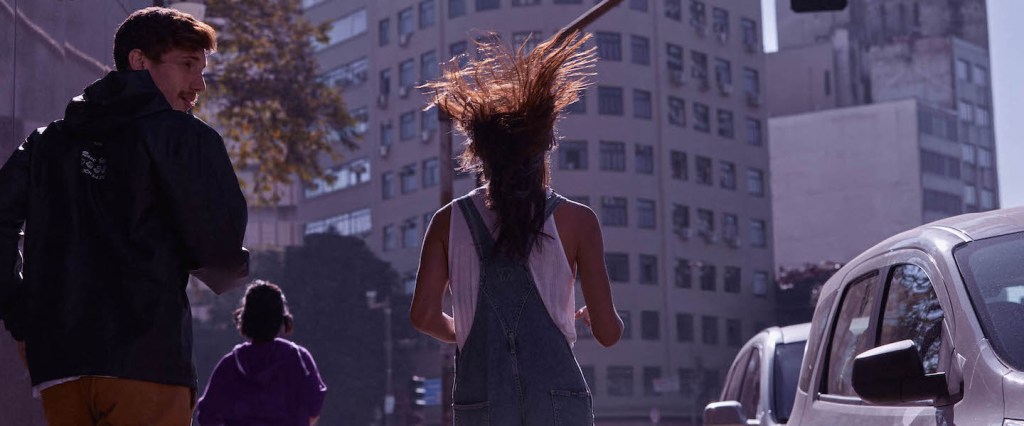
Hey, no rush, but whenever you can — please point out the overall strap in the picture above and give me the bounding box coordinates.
[456,196,495,261]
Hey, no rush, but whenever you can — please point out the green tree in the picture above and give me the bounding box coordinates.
[200,0,355,204]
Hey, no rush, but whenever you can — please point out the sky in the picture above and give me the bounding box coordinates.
[760,0,1022,208]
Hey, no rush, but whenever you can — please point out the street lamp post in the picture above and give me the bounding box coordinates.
[366,290,394,426]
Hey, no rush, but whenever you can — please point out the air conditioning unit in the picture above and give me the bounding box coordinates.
[675,227,694,240]
[716,30,728,44]
[379,144,391,157]
[669,69,686,86]
[744,38,758,53]
[725,236,741,248]
[746,92,762,107]
[398,85,410,98]
[377,94,389,108]
[699,229,718,243]
[399,33,412,47]
[718,83,733,96]
[420,129,433,143]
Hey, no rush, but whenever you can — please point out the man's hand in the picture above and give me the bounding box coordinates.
[16,340,26,370]
[575,306,592,328]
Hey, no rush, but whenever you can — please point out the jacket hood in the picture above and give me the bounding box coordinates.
[63,70,173,137]
[231,339,310,385]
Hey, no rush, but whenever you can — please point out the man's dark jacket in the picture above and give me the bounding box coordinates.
[0,71,248,390]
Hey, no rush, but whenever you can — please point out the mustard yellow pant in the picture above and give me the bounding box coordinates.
[41,377,192,426]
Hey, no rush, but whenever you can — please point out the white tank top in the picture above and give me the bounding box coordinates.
[448,187,578,350]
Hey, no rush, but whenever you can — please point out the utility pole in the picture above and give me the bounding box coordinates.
[436,0,623,423]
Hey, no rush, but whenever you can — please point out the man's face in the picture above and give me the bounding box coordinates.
[131,48,207,112]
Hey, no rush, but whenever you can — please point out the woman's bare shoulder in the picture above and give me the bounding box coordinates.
[554,197,599,230]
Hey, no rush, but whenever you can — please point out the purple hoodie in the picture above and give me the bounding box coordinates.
[195,338,327,426]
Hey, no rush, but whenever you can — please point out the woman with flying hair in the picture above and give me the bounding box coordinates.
[410,32,623,425]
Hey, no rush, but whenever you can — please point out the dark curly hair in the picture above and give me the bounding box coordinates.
[113,7,217,71]
[423,32,596,263]
[233,281,294,343]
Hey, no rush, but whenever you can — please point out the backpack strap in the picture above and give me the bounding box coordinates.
[456,195,495,260]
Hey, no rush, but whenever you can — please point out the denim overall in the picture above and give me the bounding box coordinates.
[452,193,594,426]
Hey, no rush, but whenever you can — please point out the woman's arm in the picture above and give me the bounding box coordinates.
[573,206,623,347]
[409,206,456,343]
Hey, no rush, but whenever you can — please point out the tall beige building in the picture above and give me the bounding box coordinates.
[249,0,776,424]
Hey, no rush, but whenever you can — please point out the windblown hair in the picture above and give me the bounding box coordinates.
[113,7,217,71]
[423,32,596,263]
[233,281,294,343]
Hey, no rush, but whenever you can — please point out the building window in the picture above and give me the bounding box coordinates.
[665,0,682,20]
[419,0,436,28]
[378,19,390,46]
[716,109,734,138]
[570,195,590,207]
[401,218,419,248]
[750,219,767,247]
[305,158,371,198]
[450,41,469,67]
[598,87,624,116]
[512,0,541,5]
[633,90,653,119]
[631,35,650,65]
[643,366,663,396]
[753,271,769,296]
[382,171,395,200]
[553,0,583,3]
[726,318,742,347]
[724,266,741,293]
[668,97,686,127]
[512,31,542,52]
[399,59,416,89]
[382,224,397,251]
[449,0,467,17]
[666,43,684,73]
[305,208,372,236]
[599,141,626,171]
[747,168,765,196]
[638,254,658,284]
[674,258,692,289]
[399,164,417,194]
[476,0,500,11]
[712,7,729,40]
[319,9,368,50]
[722,213,738,241]
[719,160,736,190]
[700,263,716,291]
[714,59,731,91]
[693,103,710,132]
[635,144,654,174]
[400,111,416,140]
[559,140,588,170]
[741,18,758,51]
[695,155,712,185]
[339,107,369,139]
[596,32,623,61]
[637,199,656,230]
[676,313,693,342]
[601,197,628,227]
[566,89,587,114]
[606,253,630,283]
[701,315,718,345]
[691,50,708,88]
[398,8,414,37]
[581,366,596,392]
[422,158,439,187]
[958,100,974,123]
[421,50,439,81]
[743,67,760,98]
[379,69,392,97]
[670,151,687,180]
[619,310,632,339]
[745,118,762,146]
[607,366,634,397]
[679,369,694,397]
[672,204,690,233]
[973,64,988,86]
[630,0,648,12]
[641,310,660,340]
[956,59,970,82]
[324,58,370,89]
[923,189,963,216]
[422,108,439,132]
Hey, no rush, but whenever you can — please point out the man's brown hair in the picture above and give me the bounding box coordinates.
[113,7,217,71]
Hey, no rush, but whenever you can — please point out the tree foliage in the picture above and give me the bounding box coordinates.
[200,0,355,205]
[775,261,844,326]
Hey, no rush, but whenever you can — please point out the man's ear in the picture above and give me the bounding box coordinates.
[127,49,149,71]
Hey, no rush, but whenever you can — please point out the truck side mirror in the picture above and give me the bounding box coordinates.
[852,340,948,404]
[703,401,747,426]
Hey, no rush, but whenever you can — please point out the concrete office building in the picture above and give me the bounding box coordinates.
[278,0,776,424]
[768,0,998,271]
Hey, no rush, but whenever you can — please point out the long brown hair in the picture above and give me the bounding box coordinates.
[423,32,596,263]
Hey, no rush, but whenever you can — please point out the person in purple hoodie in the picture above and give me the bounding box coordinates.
[196,281,327,425]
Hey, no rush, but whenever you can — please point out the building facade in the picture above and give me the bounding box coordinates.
[767,0,998,271]
[293,0,775,424]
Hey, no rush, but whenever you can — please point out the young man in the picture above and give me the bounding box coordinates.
[0,7,248,425]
